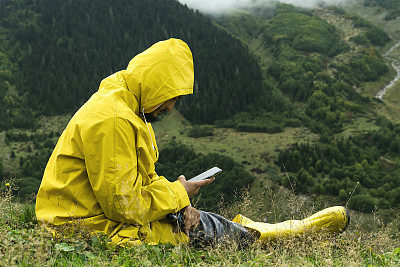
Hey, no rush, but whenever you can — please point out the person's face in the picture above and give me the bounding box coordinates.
[144,97,180,122]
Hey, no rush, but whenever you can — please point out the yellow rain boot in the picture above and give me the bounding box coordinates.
[232,206,350,243]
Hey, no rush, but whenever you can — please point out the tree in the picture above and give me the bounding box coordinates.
[0,159,4,178]
[349,194,378,212]
[157,141,255,211]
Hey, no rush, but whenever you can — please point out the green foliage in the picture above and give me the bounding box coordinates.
[214,11,261,40]
[0,8,37,130]
[350,34,371,46]
[1,173,400,265]
[2,131,56,200]
[0,52,14,96]
[346,14,390,47]
[214,3,389,137]
[305,90,347,134]
[365,0,400,20]
[1,0,391,139]
[157,141,255,211]
[365,27,391,46]
[0,158,4,178]
[349,194,379,212]
[2,183,400,265]
[188,125,214,138]
[0,0,276,125]
[328,6,346,15]
[217,110,298,133]
[262,4,346,56]
[17,204,37,227]
[334,48,388,86]
[349,49,388,82]
[276,122,400,211]
[16,147,52,199]
[236,122,284,133]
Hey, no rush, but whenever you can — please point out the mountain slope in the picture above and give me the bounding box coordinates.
[214,3,397,134]
[209,3,400,211]
[2,0,400,212]
[0,0,283,127]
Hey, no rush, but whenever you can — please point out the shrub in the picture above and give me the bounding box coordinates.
[266,123,284,133]
[350,34,371,46]
[236,123,267,132]
[365,27,390,46]
[349,194,378,212]
[187,125,214,138]
[157,142,255,211]
[284,118,302,127]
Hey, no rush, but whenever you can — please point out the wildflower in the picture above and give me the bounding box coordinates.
[5,182,11,188]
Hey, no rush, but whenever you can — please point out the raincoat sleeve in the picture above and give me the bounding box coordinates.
[82,116,190,226]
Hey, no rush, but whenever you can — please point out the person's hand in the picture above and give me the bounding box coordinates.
[177,175,215,198]
[172,206,200,234]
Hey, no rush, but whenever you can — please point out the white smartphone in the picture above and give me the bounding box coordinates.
[188,167,222,182]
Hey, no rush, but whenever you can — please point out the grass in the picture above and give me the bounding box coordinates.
[384,82,400,106]
[0,113,393,265]
[1,179,400,266]
[362,65,398,96]
[337,116,380,139]
[153,108,384,202]
[314,4,400,100]
[0,114,72,174]
[153,109,320,180]
[36,114,73,135]
[1,106,382,202]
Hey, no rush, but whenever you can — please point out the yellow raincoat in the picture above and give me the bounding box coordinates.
[36,38,194,246]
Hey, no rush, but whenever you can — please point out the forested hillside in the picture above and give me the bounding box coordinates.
[1,0,400,214]
[215,4,391,137]
[1,0,276,199]
[157,141,255,211]
[365,0,400,20]
[0,0,286,128]
[211,2,400,212]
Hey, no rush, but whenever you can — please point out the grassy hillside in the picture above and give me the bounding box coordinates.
[343,0,400,117]
[201,2,400,210]
[1,182,400,265]
[1,2,400,263]
[2,1,400,211]
[3,109,399,265]
[215,3,396,101]
[212,4,395,147]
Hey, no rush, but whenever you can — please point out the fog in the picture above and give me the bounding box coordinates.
[177,0,351,14]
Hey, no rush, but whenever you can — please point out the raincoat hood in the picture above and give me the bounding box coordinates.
[122,38,194,112]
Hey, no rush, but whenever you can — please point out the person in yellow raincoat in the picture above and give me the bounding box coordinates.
[36,38,350,248]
